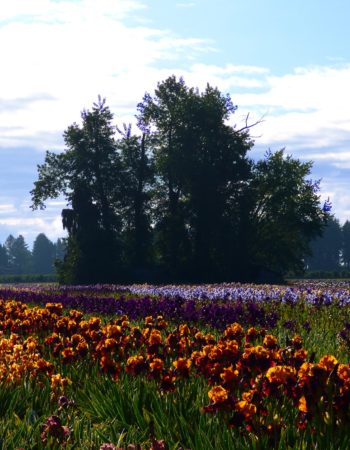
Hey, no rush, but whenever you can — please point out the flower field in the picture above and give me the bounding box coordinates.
[1,282,350,448]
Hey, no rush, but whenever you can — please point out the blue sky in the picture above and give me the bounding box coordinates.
[1,0,350,246]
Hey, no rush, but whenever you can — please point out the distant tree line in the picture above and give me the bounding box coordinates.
[0,234,65,275]
[31,76,330,284]
[305,217,350,272]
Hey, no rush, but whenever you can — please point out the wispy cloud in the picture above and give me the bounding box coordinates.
[0,216,65,243]
[0,0,146,24]
[176,2,196,8]
[223,65,350,165]
[0,0,213,149]
[0,204,16,214]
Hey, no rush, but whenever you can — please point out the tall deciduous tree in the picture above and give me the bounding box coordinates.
[117,125,154,271]
[247,150,329,277]
[31,77,330,284]
[31,97,122,284]
[137,76,253,280]
[137,76,191,278]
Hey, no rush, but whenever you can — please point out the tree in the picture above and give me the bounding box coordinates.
[31,97,122,284]
[32,233,55,274]
[137,76,192,278]
[137,76,253,281]
[5,234,16,273]
[306,216,342,271]
[343,220,350,269]
[5,235,32,274]
[247,150,329,277]
[54,238,66,262]
[176,84,253,281]
[0,244,8,274]
[30,78,331,284]
[117,125,154,271]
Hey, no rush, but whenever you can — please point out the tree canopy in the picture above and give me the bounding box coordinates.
[136,76,253,280]
[0,234,65,276]
[32,233,55,274]
[32,97,122,284]
[306,216,343,272]
[31,76,330,284]
[247,150,328,277]
[342,220,350,269]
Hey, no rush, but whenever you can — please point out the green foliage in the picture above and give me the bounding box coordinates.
[54,238,66,262]
[247,149,328,276]
[306,216,342,271]
[31,97,122,284]
[342,220,350,269]
[32,233,55,274]
[2,291,350,449]
[0,273,57,283]
[118,128,154,270]
[137,76,253,281]
[31,77,328,284]
[0,234,65,277]
[5,234,32,275]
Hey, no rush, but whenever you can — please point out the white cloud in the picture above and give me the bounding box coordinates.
[113,63,350,166]
[302,151,350,162]
[0,0,212,149]
[184,64,268,89]
[191,63,269,76]
[2,0,350,236]
[2,1,350,159]
[333,162,350,169]
[187,63,350,222]
[1,0,145,23]
[46,201,67,207]
[0,216,65,244]
[0,204,16,214]
[233,65,350,151]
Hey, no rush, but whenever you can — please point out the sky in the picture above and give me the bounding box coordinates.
[1,0,350,247]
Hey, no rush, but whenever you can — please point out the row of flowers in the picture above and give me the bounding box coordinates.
[0,299,350,445]
[0,289,277,330]
[7,280,350,305]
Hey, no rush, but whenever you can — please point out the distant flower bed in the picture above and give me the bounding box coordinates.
[1,282,350,447]
[6,279,350,305]
[0,285,278,330]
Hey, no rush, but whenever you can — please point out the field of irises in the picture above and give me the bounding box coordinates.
[1,282,350,449]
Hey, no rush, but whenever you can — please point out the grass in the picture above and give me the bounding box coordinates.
[0,283,350,448]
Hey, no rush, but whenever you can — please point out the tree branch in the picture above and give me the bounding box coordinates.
[236,112,266,136]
